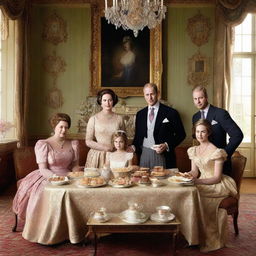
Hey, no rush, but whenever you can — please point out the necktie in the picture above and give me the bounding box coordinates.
[149,107,155,122]
[201,110,205,119]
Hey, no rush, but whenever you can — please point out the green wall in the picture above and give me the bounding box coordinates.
[28,4,215,143]
[28,5,91,136]
[166,6,215,142]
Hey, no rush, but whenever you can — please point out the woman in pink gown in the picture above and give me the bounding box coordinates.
[13,113,80,225]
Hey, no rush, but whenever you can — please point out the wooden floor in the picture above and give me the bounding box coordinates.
[240,178,256,194]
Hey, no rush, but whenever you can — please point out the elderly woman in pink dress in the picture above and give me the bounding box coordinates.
[13,113,80,225]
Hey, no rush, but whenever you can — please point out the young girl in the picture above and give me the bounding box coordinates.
[105,130,133,168]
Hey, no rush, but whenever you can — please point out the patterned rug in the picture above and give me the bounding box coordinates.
[0,194,255,256]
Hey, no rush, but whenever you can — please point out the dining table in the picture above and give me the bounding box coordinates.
[22,179,203,245]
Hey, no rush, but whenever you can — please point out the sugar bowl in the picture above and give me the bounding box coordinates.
[91,207,109,222]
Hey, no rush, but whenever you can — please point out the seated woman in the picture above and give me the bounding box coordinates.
[13,113,80,225]
[187,119,237,252]
[85,89,125,168]
[105,130,133,169]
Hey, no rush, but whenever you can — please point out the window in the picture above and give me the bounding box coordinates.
[230,14,255,143]
[0,10,16,141]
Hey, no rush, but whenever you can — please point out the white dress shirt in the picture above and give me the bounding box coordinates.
[143,102,160,148]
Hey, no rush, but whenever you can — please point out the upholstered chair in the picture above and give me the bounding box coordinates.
[219,151,247,235]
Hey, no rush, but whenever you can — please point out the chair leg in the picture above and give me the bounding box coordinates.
[232,212,239,235]
[12,214,18,232]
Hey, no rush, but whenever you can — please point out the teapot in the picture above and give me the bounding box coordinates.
[125,202,143,221]
[100,165,111,182]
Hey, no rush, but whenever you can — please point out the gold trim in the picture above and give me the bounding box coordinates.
[90,4,162,98]
[187,51,210,87]
[186,11,212,47]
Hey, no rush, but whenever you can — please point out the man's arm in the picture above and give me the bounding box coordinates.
[219,110,244,156]
[163,108,186,149]
[132,112,142,154]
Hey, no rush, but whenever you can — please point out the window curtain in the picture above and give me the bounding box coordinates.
[214,0,256,108]
[0,0,29,146]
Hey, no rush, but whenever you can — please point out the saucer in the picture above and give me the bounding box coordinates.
[150,212,175,223]
[92,214,111,223]
[120,211,148,224]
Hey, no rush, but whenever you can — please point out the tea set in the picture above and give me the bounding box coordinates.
[91,202,175,224]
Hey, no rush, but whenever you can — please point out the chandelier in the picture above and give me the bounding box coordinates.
[104,0,167,37]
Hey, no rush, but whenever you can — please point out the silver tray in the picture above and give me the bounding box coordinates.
[108,181,133,188]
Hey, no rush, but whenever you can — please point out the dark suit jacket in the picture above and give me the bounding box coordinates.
[133,103,186,168]
[192,104,243,175]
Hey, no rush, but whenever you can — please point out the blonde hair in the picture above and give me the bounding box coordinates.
[112,130,128,149]
[143,83,158,94]
[192,85,208,98]
[192,119,212,139]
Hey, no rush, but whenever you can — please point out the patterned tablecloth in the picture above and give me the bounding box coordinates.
[22,180,202,245]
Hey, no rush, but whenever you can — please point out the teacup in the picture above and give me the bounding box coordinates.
[92,207,107,221]
[156,205,171,219]
[151,178,163,187]
[126,209,141,221]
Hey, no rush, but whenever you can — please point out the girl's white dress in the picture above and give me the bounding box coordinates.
[107,152,133,168]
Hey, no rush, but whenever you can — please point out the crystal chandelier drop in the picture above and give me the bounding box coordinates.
[104,0,167,37]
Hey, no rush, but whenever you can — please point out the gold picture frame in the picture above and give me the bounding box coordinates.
[187,51,210,87]
[90,4,162,98]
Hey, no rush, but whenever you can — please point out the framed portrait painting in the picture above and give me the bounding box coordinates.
[90,4,162,98]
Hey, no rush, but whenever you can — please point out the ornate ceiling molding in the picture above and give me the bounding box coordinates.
[31,0,215,5]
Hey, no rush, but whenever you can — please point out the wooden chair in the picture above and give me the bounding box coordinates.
[219,151,247,235]
[12,147,37,232]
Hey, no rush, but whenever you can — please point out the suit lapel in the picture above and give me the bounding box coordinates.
[154,104,165,131]
[194,111,201,121]
[206,105,215,122]
[142,107,148,134]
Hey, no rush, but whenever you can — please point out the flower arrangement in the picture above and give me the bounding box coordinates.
[0,120,14,138]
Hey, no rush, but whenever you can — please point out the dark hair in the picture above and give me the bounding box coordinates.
[143,83,158,94]
[112,130,128,149]
[96,89,118,106]
[192,119,212,139]
[192,85,208,98]
[50,113,71,129]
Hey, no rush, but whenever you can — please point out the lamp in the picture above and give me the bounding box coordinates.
[104,0,167,37]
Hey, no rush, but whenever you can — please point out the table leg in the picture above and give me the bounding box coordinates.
[93,233,97,256]
[172,232,177,256]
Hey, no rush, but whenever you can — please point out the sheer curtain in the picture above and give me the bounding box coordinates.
[0,0,29,146]
[214,0,256,108]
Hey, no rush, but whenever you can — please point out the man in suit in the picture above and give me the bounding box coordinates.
[132,83,186,169]
[192,85,243,176]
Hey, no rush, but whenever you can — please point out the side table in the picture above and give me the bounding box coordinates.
[86,214,181,256]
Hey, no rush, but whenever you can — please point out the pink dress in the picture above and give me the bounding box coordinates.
[12,139,79,221]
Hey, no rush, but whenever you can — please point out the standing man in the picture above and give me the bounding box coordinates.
[132,83,186,169]
[192,85,243,176]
